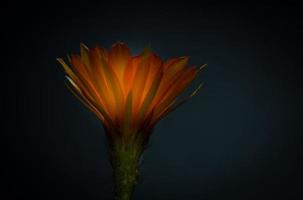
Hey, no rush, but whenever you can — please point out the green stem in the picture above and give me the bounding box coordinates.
[109,136,143,200]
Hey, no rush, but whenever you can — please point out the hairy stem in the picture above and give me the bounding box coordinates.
[109,136,143,200]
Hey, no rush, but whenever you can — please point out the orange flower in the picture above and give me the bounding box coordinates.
[57,42,205,139]
[58,41,206,200]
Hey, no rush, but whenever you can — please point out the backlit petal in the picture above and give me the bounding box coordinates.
[109,42,131,83]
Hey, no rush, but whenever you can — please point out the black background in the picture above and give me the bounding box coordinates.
[3,1,303,199]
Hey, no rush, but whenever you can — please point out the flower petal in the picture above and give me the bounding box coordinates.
[123,91,133,135]
[137,65,163,125]
[57,57,97,103]
[156,83,204,124]
[123,56,141,95]
[150,56,190,108]
[152,67,198,122]
[131,53,152,120]
[80,43,90,68]
[164,56,189,75]
[109,42,131,83]
[65,76,114,128]
[87,47,116,118]
[100,50,125,123]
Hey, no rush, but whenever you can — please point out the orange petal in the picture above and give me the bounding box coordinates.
[80,43,90,68]
[95,45,109,62]
[70,54,90,79]
[151,57,189,106]
[155,83,203,125]
[148,68,185,111]
[123,91,133,135]
[65,77,104,121]
[131,54,151,122]
[152,67,198,122]
[109,42,131,83]
[58,58,97,104]
[65,77,114,128]
[164,56,189,78]
[123,56,141,95]
[141,54,163,105]
[86,48,116,118]
[137,66,163,124]
[100,50,125,122]
[57,58,78,82]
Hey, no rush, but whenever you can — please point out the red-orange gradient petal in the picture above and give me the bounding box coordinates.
[109,42,131,83]
[152,67,198,123]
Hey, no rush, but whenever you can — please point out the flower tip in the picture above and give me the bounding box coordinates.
[112,41,126,47]
[197,64,207,73]
[56,57,65,65]
[141,45,153,56]
[180,56,190,59]
[80,42,88,48]
[180,56,190,62]
[190,83,204,98]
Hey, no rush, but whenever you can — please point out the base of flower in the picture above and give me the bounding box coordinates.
[108,134,144,200]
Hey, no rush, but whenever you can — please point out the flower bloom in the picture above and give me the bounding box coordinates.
[58,42,204,141]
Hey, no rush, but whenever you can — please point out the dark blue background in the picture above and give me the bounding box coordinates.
[4,1,303,199]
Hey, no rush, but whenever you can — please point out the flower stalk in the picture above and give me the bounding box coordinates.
[108,133,143,200]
